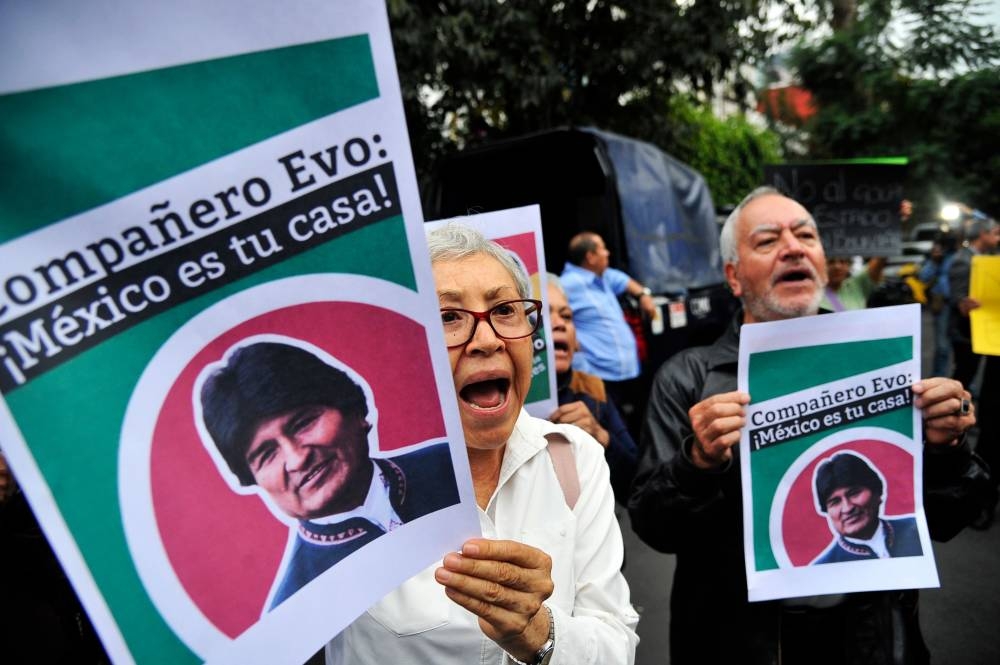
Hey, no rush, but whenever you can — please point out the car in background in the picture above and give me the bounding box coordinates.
[902,221,961,261]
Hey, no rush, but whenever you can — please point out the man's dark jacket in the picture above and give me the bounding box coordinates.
[947,245,975,345]
[270,442,458,609]
[628,311,993,665]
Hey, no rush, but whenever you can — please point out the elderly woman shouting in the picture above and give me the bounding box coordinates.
[326,225,638,664]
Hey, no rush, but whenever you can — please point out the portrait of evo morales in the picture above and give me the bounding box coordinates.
[196,338,459,611]
[810,450,922,566]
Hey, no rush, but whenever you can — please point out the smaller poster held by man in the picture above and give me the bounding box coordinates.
[737,304,939,601]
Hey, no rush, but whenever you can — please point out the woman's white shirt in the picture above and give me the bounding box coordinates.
[326,410,639,665]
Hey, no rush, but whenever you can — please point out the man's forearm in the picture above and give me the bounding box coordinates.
[625,278,652,298]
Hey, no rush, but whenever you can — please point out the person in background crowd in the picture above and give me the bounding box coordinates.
[948,217,999,387]
[918,234,957,377]
[629,186,992,665]
[820,255,885,312]
[560,231,656,432]
[547,273,638,505]
[949,216,1000,500]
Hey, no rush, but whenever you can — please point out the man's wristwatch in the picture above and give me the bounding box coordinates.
[507,605,555,665]
[639,286,652,297]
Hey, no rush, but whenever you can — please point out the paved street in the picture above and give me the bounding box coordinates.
[622,507,1000,665]
[624,308,1000,664]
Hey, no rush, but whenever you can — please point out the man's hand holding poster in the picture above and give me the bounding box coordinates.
[0,2,479,664]
[738,304,939,602]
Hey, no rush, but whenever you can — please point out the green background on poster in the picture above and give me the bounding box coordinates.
[0,35,377,241]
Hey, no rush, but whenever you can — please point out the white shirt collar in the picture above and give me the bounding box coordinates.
[844,520,890,558]
[309,461,403,533]
[476,410,548,515]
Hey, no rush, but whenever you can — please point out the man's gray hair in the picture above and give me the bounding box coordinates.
[426,223,531,298]
[720,186,784,265]
[967,216,998,241]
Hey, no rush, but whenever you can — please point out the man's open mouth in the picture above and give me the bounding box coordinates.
[460,378,511,410]
[553,339,570,353]
[774,267,814,284]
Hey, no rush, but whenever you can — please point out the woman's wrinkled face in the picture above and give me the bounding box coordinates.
[433,254,533,450]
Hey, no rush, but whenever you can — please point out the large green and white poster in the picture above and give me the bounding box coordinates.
[738,305,938,601]
[0,2,479,663]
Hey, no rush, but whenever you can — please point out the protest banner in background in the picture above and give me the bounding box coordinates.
[425,206,557,418]
[970,255,1000,356]
[763,159,908,257]
[0,2,479,664]
[737,305,938,602]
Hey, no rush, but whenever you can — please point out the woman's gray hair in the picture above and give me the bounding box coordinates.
[426,223,531,298]
[719,186,783,265]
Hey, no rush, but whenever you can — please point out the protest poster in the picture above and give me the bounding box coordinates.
[970,255,1000,356]
[763,160,908,257]
[425,206,558,419]
[0,2,480,664]
[737,305,938,602]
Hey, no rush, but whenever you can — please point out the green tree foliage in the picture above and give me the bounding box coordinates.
[389,0,996,217]
[788,0,1000,216]
[388,0,780,186]
[665,98,782,207]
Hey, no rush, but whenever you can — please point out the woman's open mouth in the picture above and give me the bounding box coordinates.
[459,377,511,411]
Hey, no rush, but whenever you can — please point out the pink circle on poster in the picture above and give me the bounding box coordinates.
[781,439,916,567]
[495,232,538,276]
[149,301,445,638]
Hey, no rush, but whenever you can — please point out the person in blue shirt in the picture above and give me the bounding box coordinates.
[560,232,656,431]
[917,235,956,377]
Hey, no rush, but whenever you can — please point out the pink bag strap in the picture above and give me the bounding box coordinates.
[544,432,580,510]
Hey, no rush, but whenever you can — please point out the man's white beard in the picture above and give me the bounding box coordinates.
[744,285,825,322]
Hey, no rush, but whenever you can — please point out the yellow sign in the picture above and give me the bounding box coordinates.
[970,255,1000,356]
